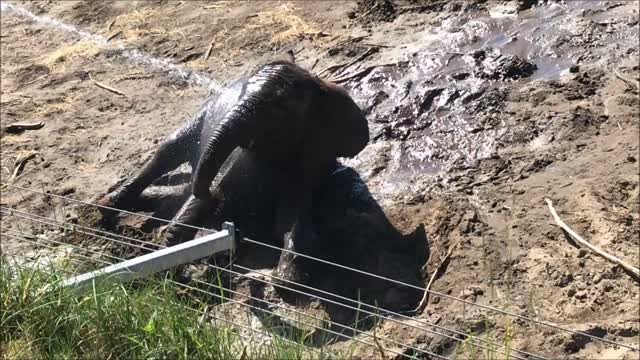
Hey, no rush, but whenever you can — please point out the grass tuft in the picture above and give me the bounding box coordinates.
[0,256,338,359]
[40,40,100,71]
[252,3,319,46]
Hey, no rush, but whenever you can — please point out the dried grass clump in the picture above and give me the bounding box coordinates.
[251,3,320,46]
[109,8,160,41]
[41,40,100,70]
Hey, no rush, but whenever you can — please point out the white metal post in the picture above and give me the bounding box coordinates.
[60,222,236,293]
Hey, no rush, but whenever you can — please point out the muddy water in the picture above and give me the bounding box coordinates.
[343,1,639,197]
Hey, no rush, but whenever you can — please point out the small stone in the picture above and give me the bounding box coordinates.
[569,65,580,73]
[575,291,587,300]
[567,288,576,297]
[458,220,473,234]
[627,156,637,163]
[603,281,614,292]
[578,248,588,258]
[593,273,602,284]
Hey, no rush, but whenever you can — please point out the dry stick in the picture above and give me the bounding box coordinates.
[4,122,45,134]
[94,81,127,97]
[414,240,460,314]
[90,73,127,97]
[614,69,639,91]
[106,30,122,41]
[106,19,115,31]
[11,152,38,181]
[317,47,378,78]
[330,61,408,84]
[373,324,386,359]
[545,198,640,279]
[203,39,215,61]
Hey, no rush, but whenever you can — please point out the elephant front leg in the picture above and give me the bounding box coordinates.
[163,191,222,247]
[273,189,319,291]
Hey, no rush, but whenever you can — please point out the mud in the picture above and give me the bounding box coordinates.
[1,0,639,359]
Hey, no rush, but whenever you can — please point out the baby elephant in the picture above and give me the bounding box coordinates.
[98,58,369,286]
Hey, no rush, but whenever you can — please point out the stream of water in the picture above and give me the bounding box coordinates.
[1,1,221,92]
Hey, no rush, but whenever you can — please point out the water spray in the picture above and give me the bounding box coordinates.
[1,1,221,92]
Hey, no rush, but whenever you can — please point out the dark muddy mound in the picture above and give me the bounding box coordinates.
[354,0,397,23]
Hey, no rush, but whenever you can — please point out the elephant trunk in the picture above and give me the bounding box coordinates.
[192,104,254,198]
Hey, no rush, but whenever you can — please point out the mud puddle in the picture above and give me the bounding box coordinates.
[342,0,639,198]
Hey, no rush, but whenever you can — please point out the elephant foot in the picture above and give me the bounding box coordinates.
[162,194,215,247]
[95,188,135,228]
[164,223,199,248]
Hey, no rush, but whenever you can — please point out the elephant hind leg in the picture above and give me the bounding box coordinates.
[98,116,203,216]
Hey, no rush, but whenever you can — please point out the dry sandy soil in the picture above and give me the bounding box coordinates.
[1,0,639,359]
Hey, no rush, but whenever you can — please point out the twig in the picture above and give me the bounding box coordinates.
[614,69,639,91]
[106,19,115,31]
[198,305,210,324]
[94,81,127,97]
[107,31,122,41]
[414,241,460,314]
[4,122,45,134]
[11,152,38,181]
[358,2,380,19]
[113,73,155,83]
[90,74,127,97]
[372,324,386,359]
[203,39,215,61]
[330,61,408,84]
[318,47,378,78]
[545,198,640,279]
[309,58,320,71]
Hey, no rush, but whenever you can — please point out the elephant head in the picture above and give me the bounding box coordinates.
[192,60,369,198]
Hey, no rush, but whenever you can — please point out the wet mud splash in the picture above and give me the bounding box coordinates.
[342,0,639,198]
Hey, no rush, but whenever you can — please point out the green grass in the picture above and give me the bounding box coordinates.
[0,256,338,360]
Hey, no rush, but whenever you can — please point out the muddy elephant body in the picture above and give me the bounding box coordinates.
[99,60,371,286]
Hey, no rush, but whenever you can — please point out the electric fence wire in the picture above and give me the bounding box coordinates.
[0,204,547,359]
[0,242,329,359]
[0,228,433,360]
[2,184,639,353]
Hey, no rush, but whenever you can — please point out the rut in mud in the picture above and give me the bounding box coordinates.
[1,1,639,359]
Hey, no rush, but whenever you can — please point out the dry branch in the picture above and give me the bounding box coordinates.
[614,69,639,91]
[545,198,640,279]
[317,47,378,78]
[107,31,122,41]
[414,240,460,314]
[93,80,127,97]
[4,122,45,134]
[11,152,38,181]
[372,324,387,359]
[203,40,215,61]
[330,61,408,84]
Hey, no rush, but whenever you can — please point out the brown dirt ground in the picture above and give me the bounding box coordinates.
[1,1,638,359]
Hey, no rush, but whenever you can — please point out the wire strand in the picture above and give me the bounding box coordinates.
[1,207,541,359]
[0,239,329,359]
[2,183,639,352]
[2,230,423,360]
